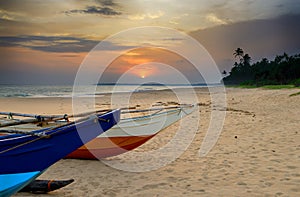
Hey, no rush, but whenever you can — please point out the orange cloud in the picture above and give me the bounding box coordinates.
[102,47,196,80]
[128,63,159,78]
[121,57,154,65]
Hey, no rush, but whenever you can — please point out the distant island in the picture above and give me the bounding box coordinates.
[223,48,300,87]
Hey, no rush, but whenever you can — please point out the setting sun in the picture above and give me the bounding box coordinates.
[141,75,145,78]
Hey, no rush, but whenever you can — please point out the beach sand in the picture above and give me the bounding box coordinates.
[2,87,299,196]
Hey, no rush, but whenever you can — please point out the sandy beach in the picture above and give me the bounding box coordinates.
[2,87,299,196]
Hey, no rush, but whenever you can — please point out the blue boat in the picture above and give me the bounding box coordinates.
[0,109,120,197]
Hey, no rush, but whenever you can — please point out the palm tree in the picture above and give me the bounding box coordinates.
[242,54,251,66]
[261,58,269,64]
[233,48,244,63]
[275,55,283,64]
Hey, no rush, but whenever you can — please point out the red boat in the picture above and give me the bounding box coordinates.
[66,105,195,159]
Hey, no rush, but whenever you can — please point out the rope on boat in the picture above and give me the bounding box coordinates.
[0,134,49,154]
[0,129,47,137]
[8,113,13,120]
[47,180,54,192]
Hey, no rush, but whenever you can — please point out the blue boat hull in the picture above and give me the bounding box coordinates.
[0,171,41,197]
[0,109,120,196]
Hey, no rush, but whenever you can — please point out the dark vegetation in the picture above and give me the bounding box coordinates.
[223,48,300,87]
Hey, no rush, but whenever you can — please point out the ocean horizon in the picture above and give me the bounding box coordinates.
[0,84,218,98]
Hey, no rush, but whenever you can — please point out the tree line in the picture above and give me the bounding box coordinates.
[223,48,300,86]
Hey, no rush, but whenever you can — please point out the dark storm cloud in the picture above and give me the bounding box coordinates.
[0,36,97,52]
[95,0,117,7]
[0,0,18,9]
[0,35,133,53]
[65,6,121,16]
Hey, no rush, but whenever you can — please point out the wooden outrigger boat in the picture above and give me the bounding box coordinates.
[67,104,195,159]
[0,109,120,196]
[0,104,195,162]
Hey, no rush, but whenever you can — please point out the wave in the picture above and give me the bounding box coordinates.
[0,84,210,98]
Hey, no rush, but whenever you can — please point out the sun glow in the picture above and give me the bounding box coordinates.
[128,63,157,79]
[134,68,153,79]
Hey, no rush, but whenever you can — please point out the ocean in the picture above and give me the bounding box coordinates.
[0,84,207,98]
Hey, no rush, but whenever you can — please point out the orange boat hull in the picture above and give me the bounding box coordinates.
[66,105,196,159]
[66,135,155,159]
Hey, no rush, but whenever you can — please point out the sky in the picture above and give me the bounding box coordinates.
[0,0,300,85]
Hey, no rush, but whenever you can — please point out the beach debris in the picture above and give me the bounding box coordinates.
[218,107,255,116]
[197,102,210,106]
[167,101,179,105]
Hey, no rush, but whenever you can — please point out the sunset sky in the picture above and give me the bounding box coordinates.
[0,0,299,84]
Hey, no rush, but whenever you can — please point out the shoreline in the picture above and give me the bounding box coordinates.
[0,85,216,99]
[1,84,299,100]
